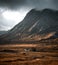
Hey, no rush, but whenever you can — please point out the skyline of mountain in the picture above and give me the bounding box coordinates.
[0,8,58,43]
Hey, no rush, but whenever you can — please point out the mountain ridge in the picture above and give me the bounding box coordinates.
[0,8,58,43]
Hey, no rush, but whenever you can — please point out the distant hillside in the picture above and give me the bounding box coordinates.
[0,31,7,35]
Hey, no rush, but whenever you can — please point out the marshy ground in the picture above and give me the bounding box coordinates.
[0,43,58,65]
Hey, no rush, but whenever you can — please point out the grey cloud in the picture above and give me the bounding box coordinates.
[0,0,58,10]
[26,0,58,10]
[0,0,58,31]
[0,0,27,9]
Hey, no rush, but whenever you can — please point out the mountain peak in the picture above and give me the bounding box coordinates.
[43,8,53,11]
[42,8,54,13]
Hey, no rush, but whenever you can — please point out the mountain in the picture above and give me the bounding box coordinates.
[0,31,7,35]
[0,9,58,43]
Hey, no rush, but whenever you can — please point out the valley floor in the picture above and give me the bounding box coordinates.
[0,43,58,65]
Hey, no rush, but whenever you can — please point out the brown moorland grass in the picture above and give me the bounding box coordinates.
[0,43,58,65]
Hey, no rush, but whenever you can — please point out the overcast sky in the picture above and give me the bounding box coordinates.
[0,0,58,31]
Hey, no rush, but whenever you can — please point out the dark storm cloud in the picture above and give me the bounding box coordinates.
[53,0,58,9]
[0,0,27,9]
[0,0,58,31]
[26,0,58,10]
[0,0,58,10]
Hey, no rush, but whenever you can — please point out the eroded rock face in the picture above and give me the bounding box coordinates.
[0,9,58,43]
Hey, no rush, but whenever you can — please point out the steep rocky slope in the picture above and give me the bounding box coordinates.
[0,9,58,43]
